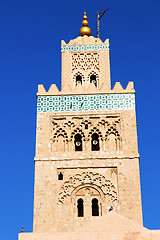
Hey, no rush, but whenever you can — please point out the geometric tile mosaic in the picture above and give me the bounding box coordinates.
[61,44,109,52]
[37,93,135,113]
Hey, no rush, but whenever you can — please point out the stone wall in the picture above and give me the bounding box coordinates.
[33,108,142,232]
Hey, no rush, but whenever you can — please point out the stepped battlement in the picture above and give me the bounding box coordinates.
[37,82,134,96]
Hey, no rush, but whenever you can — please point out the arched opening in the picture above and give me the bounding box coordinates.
[90,75,97,87]
[74,133,82,151]
[92,198,99,216]
[76,75,82,85]
[58,172,63,180]
[77,198,84,217]
[91,133,100,151]
[85,124,88,129]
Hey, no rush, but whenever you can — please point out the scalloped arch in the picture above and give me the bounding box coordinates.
[58,172,118,204]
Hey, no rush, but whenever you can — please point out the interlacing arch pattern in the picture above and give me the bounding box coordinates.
[97,119,109,127]
[64,121,76,128]
[87,71,99,82]
[53,127,68,142]
[71,128,86,141]
[73,71,85,83]
[106,117,121,127]
[58,172,118,204]
[88,127,103,140]
[52,121,60,131]
[80,119,92,128]
[105,126,120,139]
[51,117,121,148]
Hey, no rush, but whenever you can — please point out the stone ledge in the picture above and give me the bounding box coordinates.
[19,230,160,240]
[34,155,140,161]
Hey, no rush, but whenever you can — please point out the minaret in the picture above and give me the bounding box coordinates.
[20,13,160,240]
[33,12,142,232]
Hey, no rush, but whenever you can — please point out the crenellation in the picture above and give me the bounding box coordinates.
[48,84,60,94]
[61,36,105,46]
[37,81,135,95]
[113,82,124,92]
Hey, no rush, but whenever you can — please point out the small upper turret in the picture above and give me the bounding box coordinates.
[79,12,92,36]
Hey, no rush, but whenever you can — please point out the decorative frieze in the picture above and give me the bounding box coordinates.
[61,44,109,52]
[37,93,135,113]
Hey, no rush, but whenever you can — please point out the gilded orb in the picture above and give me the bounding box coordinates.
[79,12,92,36]
[79,26,92,36]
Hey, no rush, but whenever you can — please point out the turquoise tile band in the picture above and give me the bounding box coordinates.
[61,44,109,52]
[37,93,135,113]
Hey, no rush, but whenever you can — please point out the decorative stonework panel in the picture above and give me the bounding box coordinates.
[61,44,110,52]
[51,116,121,152]
[73,71,85,82]
[72,53,100,71]
[37,93,135,113]
[87,70,99,81]
[58,172,118,203]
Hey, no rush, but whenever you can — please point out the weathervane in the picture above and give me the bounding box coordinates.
[97,8,109,38]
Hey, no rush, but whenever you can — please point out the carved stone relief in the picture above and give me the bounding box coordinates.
[72,53,100,72]
[51,115,122,152]
[58,172,118,204]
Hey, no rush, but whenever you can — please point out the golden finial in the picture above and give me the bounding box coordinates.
[79,12,92,36]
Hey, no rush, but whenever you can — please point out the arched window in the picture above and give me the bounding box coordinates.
[58,172,63,180]
[77,198,84,217]
[90,75,97,87]
[92,198,99,216]
[74,133,82,151]
[91,133,100,151]
[76,75,82,85]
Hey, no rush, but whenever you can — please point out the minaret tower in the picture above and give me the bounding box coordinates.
[19,13,160,240]
[33,12,142,231]
[20,12,160,240]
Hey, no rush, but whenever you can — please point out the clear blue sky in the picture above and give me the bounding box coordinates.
[0,0,160,239]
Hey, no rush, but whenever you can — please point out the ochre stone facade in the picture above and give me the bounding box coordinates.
[33,109,142,232]
[19,31,160,240]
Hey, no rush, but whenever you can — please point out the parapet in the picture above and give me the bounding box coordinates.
[61,35,109,48]
[37,82,135,96]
